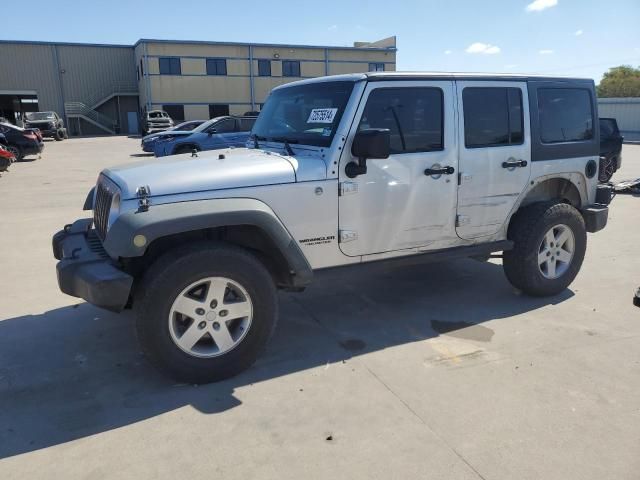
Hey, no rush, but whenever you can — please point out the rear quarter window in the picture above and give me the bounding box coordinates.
[538,88,594,143]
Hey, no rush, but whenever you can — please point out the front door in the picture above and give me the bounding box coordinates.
[455,81,532,239]
[338,81,458,257]
[127,112,139,135]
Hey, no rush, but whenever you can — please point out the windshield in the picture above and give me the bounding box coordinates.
[26,112,55,121]
[252,81,355,147]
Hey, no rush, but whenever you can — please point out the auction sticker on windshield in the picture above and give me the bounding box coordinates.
[307,108,338,123]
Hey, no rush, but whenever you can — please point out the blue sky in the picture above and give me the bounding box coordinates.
[3,0,639,82]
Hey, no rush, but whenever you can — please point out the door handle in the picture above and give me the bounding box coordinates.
[502,158,528,169]
[424,166,455,176]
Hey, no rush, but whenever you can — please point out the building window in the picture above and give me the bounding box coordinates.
[159,57,181,75]
[163,105,185,122]
[358,87,444,154]
[282,60,301,77]
[206,58,227,76]
[538,88,593,143]
[209,104,230,118]
[258,59,271,77]
[140,58,144,76]
[369,63,385,72]
[463,87,523,148]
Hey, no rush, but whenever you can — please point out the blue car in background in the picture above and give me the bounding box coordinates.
[141,120,205,152]
[152,116,257,157]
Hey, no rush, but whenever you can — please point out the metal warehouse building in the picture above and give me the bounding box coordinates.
[0,37,396,136]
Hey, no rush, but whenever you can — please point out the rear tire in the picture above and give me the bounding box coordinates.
[54,130,63,141]
[598,156,616,183]
[6,145,22,162]
[503,202,586,296]
[135,242,278,384]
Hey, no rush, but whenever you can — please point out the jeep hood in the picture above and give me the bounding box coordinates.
[103,148,297,199]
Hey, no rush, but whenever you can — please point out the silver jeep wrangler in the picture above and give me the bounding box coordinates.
[53,73,611,383]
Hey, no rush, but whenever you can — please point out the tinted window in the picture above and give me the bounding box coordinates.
[282,60,301,77]
[209,104,230,118]
[258,60,271,77]
[599,118,618,139]
[463,87,523,148]
[206,58,227,76]
[210,118,235,133]
[369,63,385,72]
[238,118,256,131]
[162,105,184,121]
[358,87,444,154]
[538,88,593,143]
[159,57,181,75]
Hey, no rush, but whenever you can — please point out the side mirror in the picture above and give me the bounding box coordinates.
[346,128,390,178]
[208,128,217,135]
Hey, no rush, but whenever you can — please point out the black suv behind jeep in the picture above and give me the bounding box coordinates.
[599,117,623,183]
[24,111,67,141]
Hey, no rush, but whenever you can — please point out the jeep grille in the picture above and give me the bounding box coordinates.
[93,181,113,240]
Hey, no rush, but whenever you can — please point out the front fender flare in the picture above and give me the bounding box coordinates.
[103,198,313,287]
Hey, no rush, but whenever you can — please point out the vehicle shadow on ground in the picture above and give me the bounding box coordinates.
[0,258,572,459]
[129,153,154,157]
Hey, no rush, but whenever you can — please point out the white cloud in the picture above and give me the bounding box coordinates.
[504,64,518,70]
[526,0,558,12]
[444,50,452,55]
[574,29,583,36]
[539,49,554,54]
[466,42,501,55]
[328,25,338,31]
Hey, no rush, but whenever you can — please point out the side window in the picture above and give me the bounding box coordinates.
[206,58,227,76]
[463,87,523,148]
[538,88,593,143]
[238,118,256,131]
[358,87,444,154]
[282,60,301,77]
[159,57,181,75]
[210,118,236,133]
[258,60,271,77]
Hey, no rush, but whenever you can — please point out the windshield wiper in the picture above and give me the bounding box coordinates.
[270,137,298,156]
[251,134,267,149]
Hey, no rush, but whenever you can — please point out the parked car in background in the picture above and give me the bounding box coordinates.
[142,109,174,135]
[141,120,205,152]
[0,122,44,161]
[0,143,16,171]
[598,117,623,182]
[153,115,257,157]
[24,111,67,141]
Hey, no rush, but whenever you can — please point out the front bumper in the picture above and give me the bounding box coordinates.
[53,218,133,312]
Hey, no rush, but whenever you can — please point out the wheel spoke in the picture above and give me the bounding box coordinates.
[538,249,550,265]
[205,278,228,308]
[172,295,204,318]
[555,229,571,248]
[546,258,557,278]
[222,301,251,320]
[210,324,235,352]
[556,248,572,264]
[544,230,555,248]
[177,322,206,351]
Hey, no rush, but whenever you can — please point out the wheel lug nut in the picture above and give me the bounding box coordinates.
[212,322,220,330]
[546,252,550,257]
[198,321,206,329]
[219,310,228,317]
[195,308,205,315]
[210,300,218,309]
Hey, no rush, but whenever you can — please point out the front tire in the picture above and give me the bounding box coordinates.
[6,145,22,162]
[54,130,64,141]
[503,202,586,296]
[135,242,278,384]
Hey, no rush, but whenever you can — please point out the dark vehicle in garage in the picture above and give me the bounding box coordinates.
[24,111,67,141]
[0,122,44,160]
[599,117,623,182]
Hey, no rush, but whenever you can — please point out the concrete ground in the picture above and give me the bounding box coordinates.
[0,137,639,479]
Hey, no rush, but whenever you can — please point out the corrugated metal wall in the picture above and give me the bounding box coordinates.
[0,43,64,114]
[598,97,640,142]
[0,41,136,118]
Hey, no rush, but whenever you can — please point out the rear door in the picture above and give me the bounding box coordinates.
[455,81,531,239]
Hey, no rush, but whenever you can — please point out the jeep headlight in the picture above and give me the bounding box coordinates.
[107,192,121,231]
